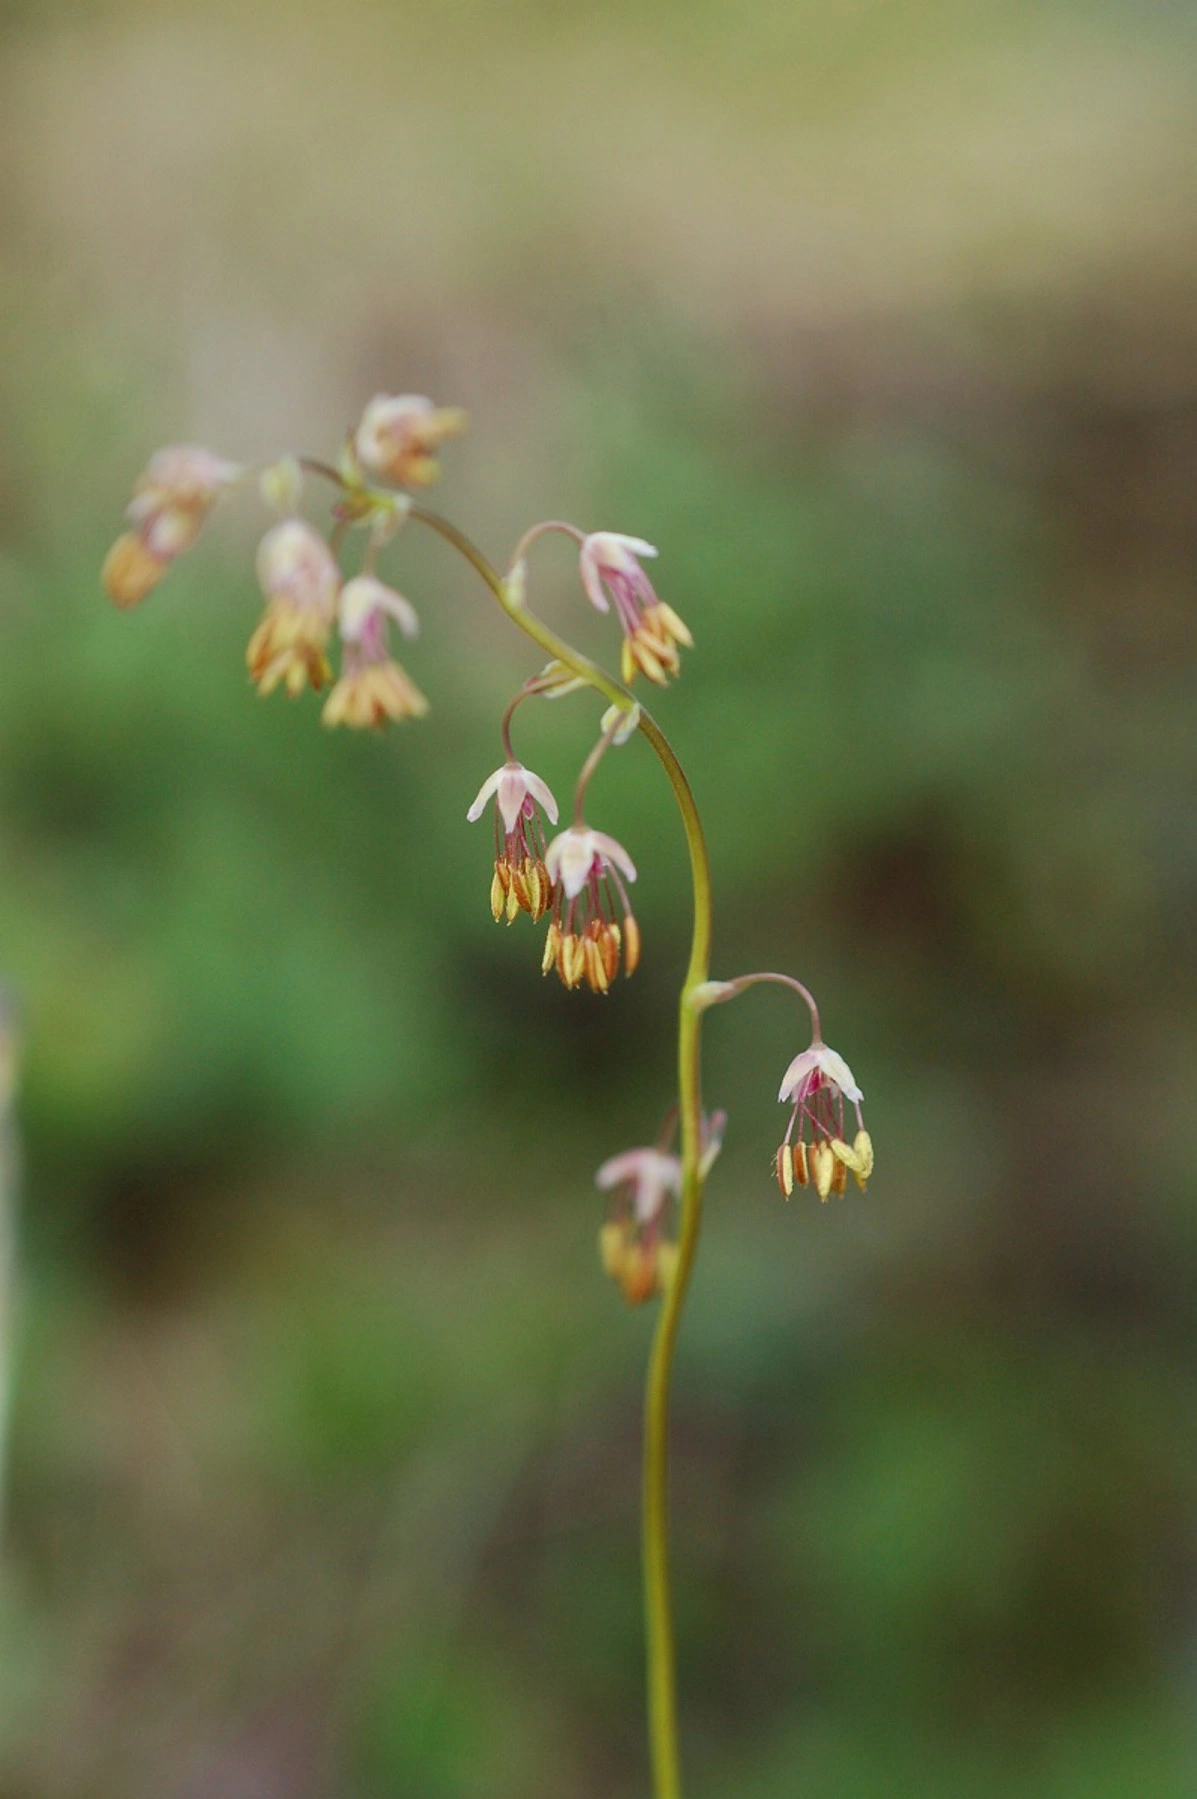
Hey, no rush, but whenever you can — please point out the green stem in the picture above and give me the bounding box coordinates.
[409,506,714,1799]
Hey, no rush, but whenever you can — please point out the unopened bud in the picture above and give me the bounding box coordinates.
[259,456,304,515]
[600,701,642,746]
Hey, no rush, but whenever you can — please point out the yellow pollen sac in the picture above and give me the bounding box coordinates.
[622,914,641,977]
[620,639,637,686]
[776,1142,794,1199]
[832,1158,848,1196]
[541,920,561,975]
[599,1221,626,1279]
[794,1141,810,1187]
[631,636,668,685]
[505,870,524,923]
[102,532,167,609]
[853,1129,874,1185]
[522,864,540,918]
[582,930,609,994]
[597,921,621,984]
[509,864,532,916]
[830,1130,874,1192]
[560,932,587,989]
[619,1245,659,1306]
[652,601,694,649]
[811,1141,836,1201]
[490,865,507,922]
[532,867,554,921]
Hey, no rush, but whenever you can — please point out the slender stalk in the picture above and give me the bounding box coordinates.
[408,505,714,1799]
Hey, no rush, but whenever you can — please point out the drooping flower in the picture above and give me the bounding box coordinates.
[467,761,559,922]
[102,445,242,607]
[247,519,340,698]
[352,394,467,489]
[775,1042,873,1201]
[542,824,639,993]
[598,1148,681,1306]
[579,532,693,686]
[322,574,428,729]
[596,1110,726,1304]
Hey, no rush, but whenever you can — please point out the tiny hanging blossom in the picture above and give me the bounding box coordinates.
[543,824,639,994]
[596,1111,725,1305]
[579,532,693,687]
[775,1041,873,1202]
[467,760,559,922]
[352,393,468,489]
[247,519,341,699]
[102,445,242,608]
[323,574,428,729]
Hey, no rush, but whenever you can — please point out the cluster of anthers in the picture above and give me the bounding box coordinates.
[102,391,875,1315]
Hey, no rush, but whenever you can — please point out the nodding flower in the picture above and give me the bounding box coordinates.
[467,761,559,922]
[542,824,639,994]
[775,1042,873,1201]
[322,574,428,729]
[596,1110,725,1305]
[578,532,692,686]
[352,393,467,489]
[247,519,341,699]
[102,445,242,608]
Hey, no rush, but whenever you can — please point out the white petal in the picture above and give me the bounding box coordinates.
[545,829,596,900]
[375,585,420,640]
[578,541,610,613]
[496,767,530,835]
[607,533,658,560]
[590,830,637,884]
[815,1046,862,1103]
[596,1148,646,1190]
[778,1043,862,1104]
[466,766,503,823]
[522,768,559,825]
[778,1046,820,1103]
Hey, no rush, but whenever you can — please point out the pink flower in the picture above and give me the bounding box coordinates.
[323,575,428,730]
[247,520,340,699]
[578,532,693,686]
[596,1110,726,1304]
[775,1041,872,1201]
[352,394,467,489]
[102,444,241,608]
[467,761,559,922]
[127,446,242,559]
[542,825,640,992]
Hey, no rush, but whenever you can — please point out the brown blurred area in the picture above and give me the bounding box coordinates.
[0,3,1195,1796]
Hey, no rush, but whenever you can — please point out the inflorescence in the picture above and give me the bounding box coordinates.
[102,392,874,1305]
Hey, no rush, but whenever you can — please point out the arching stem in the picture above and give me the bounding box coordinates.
[408,504,713,1799]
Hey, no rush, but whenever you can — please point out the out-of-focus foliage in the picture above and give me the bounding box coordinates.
[0,2,1195,1795]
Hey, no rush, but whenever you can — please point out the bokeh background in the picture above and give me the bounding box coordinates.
[1,2,1195,1794]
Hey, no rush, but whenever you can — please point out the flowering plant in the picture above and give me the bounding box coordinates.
[103,393,873,1799]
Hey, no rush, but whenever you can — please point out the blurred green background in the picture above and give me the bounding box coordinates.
[1,2,1195,1794]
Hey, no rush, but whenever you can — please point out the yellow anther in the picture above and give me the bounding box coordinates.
[622,914,641,978]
